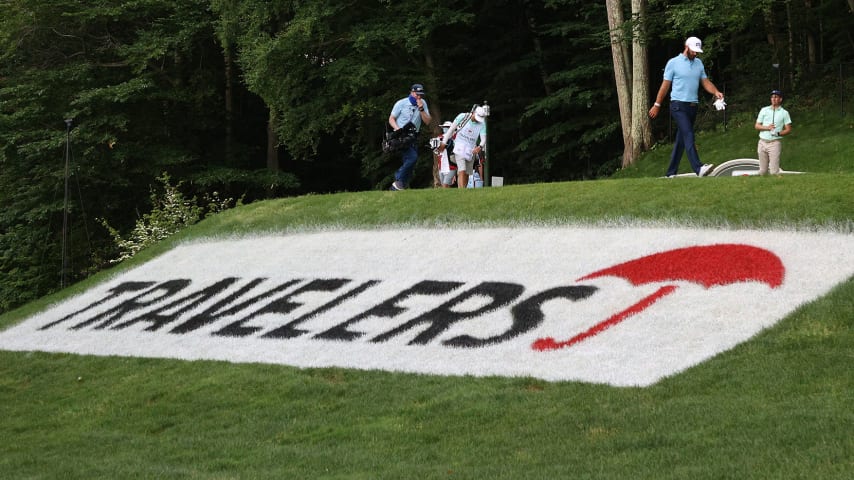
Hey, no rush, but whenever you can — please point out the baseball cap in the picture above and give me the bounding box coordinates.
[410,84,426,95]
[474,106,487,122]
[685,36,703,53]
[770,89,783,98]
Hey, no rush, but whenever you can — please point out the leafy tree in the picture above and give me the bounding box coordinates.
[646,0,852,118]
[0,0,293,313]
[212,0,471,190]
[2,0,851,314]
[506,1,620,180]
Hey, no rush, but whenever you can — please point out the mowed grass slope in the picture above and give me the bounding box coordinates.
[1,111,852,479]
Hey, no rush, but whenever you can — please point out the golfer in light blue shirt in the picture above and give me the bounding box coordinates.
[649,37,725,177]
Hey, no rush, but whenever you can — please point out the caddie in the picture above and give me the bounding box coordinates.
[437,105,487,189]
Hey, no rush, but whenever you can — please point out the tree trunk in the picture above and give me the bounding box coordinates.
[629,0,651,164]
[786,0,795,89]
[605,0,633,167]
[424,50,441,187]
[524,1,553,96]
[424,51,441,135]
[266,110,279,171]
[804,0,817,66]
[223,43,235,165]
[764,7,778,53]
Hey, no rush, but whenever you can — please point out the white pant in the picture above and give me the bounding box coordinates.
[453,143,477,175]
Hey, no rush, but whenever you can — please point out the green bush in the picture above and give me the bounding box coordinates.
[100,173,237,263]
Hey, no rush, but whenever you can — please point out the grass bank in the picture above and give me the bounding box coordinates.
[0,108,852,479]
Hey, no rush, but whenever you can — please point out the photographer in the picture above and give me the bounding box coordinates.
[388,83,432,191]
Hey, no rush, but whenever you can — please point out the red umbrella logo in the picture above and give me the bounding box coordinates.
[532,244,785,351]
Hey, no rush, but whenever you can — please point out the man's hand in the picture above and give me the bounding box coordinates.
[649,104,661,119]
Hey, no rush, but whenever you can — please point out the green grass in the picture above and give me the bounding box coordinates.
[1,110,852,479]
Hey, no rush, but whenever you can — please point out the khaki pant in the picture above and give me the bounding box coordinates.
[757,139,782,175]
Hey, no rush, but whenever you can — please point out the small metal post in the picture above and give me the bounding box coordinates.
[481,101,490,186]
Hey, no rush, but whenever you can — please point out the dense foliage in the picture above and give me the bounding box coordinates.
[1,0,852,313]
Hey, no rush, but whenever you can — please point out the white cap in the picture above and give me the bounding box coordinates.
[685,36,703,53]
[474,106,487,122]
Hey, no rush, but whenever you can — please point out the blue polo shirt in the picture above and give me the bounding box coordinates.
[391,95,430,131]
[663,53,708,103]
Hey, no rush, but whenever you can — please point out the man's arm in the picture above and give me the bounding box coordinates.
[755,109,773,132]
[648,79,671,119]
[701,78,724,100]
[755,121,773,132]
[474,129,486,153]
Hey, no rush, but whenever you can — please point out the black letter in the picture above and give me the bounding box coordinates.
[110,278,242,331]
[444,285,598,347]
[169,278,299,334]
[39,281,156,330]
[315,280,463,342]
[372,282,525,345]
[71,280,192,330]
[215,278,352,338]
[261,280,380,339]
